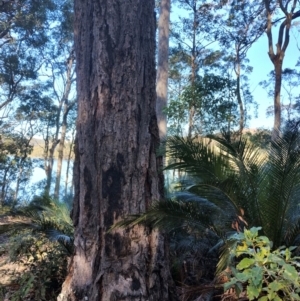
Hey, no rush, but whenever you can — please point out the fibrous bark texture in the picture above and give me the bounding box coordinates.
[58,1,174,300]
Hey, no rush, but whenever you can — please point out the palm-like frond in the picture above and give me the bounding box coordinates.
[165,127,300,249]
[0,195,74,255]
[165,136,232,182]
[165,136,262,230]
[258,128,300,247]
[216,233,241,275]
[111,197,222,235]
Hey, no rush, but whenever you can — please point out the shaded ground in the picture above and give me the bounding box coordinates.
[0,216,27,300]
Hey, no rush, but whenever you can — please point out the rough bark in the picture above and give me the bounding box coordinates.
[58,1,175,300]
[156,0,170,140]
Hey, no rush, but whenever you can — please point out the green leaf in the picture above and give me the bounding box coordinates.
[255,247,270,262]
[247,284,260,300]
[251,266,263,287]
[237,258,255,270]
[291,293,300,300]
[258,236,270,244]
[234,282,243,297]
[224,279,237,292]
[284,248,291,261]
[235,272,251,282]
[268,254,285,266]
[282,264,298,281]
[268,280,284,292]
[258,296,268,301]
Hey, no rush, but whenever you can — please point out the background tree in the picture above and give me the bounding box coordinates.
[0,0,58,205]
[264,0,300,139]
[261,68,300,125]
[38,0,75,196]
[166,73,239,136]
[217,0,265,133]
[170,0,222,136]
[58,1,175,300]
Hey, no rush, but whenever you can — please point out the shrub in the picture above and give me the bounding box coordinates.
[221,227,300,301]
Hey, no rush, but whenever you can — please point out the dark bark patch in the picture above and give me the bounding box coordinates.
[102,153,125,226]
[131,276,141,291]
[104,232,130,258]
[83,166,93,220]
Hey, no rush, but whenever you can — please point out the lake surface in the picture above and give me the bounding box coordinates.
[26,159,74,200]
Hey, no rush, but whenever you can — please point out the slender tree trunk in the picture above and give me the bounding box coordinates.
[54,115,67,199]
[263,1,300,139]
[14,166,23,203]
[65,130,75,198]
[188,1,197,138]
[54,50,75,199]
[188,54,196,137]
[156,0,170,141]
[58,1,175,300]
[273,60,283,138]
[0,167,8,205]
[235,60,245,134]
[45,139,60,194]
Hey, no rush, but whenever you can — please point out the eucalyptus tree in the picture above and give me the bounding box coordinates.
[34,0,75,196]
[261,68,300,123]
[43,44,76,196]
[170,0,222,136]
[264,0,300,139]
[58,1,176,300]
[0,0,60,205]
[217,0,265,133]
[165,73,239,135]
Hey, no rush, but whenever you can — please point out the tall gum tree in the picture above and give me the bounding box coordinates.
[58,1,175,300]
[218,0,265,134]
[264,0,300,139]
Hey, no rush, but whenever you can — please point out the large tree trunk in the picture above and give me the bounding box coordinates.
[58,1,175,300]
[156,0,170,141]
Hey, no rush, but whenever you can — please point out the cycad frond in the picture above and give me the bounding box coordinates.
[165,136,230,183]
[0,196,74,254]
[111,197,220,235]
[216,233,241,275]
[258,126,300,247]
